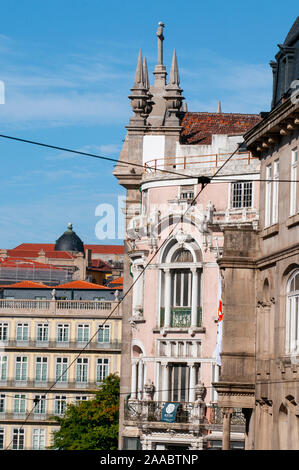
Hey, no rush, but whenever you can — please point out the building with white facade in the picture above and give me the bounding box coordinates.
[114,23,261,450]
[0,281,122,450]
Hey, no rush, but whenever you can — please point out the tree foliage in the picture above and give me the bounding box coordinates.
[50,374,120,450]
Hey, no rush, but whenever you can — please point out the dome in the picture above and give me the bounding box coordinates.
[54,223,84,253]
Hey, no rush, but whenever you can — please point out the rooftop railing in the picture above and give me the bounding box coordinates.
[0,299,122,315]
[144,152,257,174]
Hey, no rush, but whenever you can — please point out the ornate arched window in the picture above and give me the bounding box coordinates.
[159,237,202,329]
[286,270,299,354]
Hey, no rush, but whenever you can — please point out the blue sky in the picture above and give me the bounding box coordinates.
[0,0,298,248]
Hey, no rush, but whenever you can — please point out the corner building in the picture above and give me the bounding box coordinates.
[214,17,299,450]
[114,23,261,450]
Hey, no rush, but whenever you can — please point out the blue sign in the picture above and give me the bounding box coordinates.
[161,403,180,423]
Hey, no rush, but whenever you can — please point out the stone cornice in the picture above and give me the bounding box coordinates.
[244,97,299,151]
[255,241,299,267]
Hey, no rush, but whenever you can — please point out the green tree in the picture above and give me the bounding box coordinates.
[50,374,120,450]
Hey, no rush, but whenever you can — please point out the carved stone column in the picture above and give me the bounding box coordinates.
[130,360,138,399]
[222,407,234,450]
[161,361,169,401]
[164,268,171,328]
[191,268,198,327]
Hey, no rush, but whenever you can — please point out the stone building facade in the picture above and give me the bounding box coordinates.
[214,17,299,450]
[0,282,122,450]
[114,23,261,450]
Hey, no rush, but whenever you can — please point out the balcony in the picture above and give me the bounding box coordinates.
[144,152,258,175]
[160,307,202,328]
[124,400,245,430]
[1,339,122,351]
[0,299,122,316]
[0,379,104,391]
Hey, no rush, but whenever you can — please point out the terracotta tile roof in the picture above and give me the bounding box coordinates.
[85,244,124,255]
[89,259,113,271]
[11,243,124,256]
[180,112,262,145]
[0,280,50,289]
[109,277,123,285]
[8,249,74,259]
[12,243,55,251]
[0,257,64,270]
[55,280,110,290]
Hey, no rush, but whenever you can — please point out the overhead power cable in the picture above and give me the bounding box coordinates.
[4,141,244,449]
[0,133,298,184]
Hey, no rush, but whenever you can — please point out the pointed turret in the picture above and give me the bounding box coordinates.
[217,100,222,113]
[168,49,180,86]
[143,56,150,91]
[134,49,145,88]
[164,49,184,126]
[128,49,149,126]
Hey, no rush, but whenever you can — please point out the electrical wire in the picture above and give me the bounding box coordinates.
[3,142,244,448]
[2,375,299,403]
[1,133,297,447]
[0,132,298,184]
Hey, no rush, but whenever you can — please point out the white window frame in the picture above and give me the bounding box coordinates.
[12,428,25,450]
[56,324,69,343]
[168,363,190,402]
[0,322,9,341]
[36,323,49,342]
[54,395,66,415]
[290,148,298,216]
[33,395,46,415]
[98,324,110,343]
[286,271,299,355]
[96,358,109,382]
[16,322,29,342]
[272,159,279,224]
[13,394,26,414]
[75,395,88,403]
[32,428,46,450]
[15,356,28,382]
[55,357,68,383]
[35,357,48,382]
[0,394,6,413]
[265,164,272,227]
[0,356,7,381]
[231,181,253,209]
[0,427,4,450]
[76,357,89,383]
[76,324,90,343]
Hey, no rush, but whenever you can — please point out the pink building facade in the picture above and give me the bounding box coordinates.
[114,24,261,450]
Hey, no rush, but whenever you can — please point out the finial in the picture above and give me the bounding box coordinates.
[156,22,165,66]
[143,57,150,90]
[169,49,180,86]
[217,100,222,113]
[67,222,73,231]
[134,49,144,87]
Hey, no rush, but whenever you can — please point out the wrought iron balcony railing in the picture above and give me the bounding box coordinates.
[124,400,246,427]
[160,307,202,328]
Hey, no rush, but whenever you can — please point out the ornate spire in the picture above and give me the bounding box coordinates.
[163,49,184,126]
[142,56,153,118]
[143,56,150,90]
[168,49,180,86]
[134,49,145,87]
[128,49,149,126]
